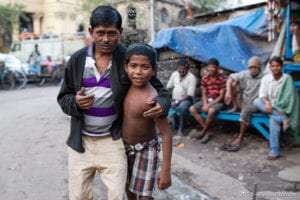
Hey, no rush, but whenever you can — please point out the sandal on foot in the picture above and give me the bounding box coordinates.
[226,144,241,152]
[200,134,210,144]
[219,143,231,151]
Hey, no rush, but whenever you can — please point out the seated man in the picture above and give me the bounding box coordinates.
[166,59,197,136]
[221,56,263,152]
[188,58,226,143]
[254,56,299,160]
[43,56,56,73]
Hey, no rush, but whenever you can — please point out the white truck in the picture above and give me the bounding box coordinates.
[10,33,89,65]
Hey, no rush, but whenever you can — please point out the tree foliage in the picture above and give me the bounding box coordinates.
[0,3,28,35]
[192,0,223,13]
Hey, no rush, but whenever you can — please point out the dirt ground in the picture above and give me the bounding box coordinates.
[172,119,300,194]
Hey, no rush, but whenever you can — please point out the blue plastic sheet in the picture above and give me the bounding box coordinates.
[151,8,284,72]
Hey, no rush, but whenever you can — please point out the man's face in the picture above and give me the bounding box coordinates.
[248,66,260,76]
[178,65,188,78]
[89,24,122,55]
[270,61,283,76]
[207,64,218,76]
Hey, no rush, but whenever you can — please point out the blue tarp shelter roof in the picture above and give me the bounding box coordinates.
[151,8,281,72]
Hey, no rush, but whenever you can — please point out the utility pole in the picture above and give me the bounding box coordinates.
[150,0,155,42]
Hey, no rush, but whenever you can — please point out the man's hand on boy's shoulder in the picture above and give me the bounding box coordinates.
[143,100,163,118]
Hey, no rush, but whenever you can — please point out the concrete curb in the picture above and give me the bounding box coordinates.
[169,153,251,200]
[165,152,300,200]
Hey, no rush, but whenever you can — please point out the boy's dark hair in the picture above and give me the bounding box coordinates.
[269,56,283,66]
[90,5,122,30]
[178,59,189,68]
[125,43,157,68]
[207,58,219,67]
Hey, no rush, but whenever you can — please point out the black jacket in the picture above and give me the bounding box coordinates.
[57,43,171,152]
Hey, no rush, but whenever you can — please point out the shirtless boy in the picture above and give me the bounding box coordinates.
[122,43,172,200]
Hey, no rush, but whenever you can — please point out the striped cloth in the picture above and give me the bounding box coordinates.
[81,43,117,137]
[201,73,226,100]
[127,143,160,198]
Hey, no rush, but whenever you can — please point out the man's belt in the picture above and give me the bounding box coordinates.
[125,138,158,155]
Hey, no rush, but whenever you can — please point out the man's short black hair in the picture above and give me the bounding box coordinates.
[178,59,189,68]
[90,5,122,30]
[207,58,219,67]
[269,56,283,66]
[125,43,157,68]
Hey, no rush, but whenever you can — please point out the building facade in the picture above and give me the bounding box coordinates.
[0,0,185,48]
[1,0,82,37]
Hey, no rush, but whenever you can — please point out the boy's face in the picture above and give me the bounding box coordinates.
[207,64,218,76]
[269,61,283,76]
[125,55,156,87]
[89,24,122,55]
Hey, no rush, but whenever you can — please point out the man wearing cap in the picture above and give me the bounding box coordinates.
[221,56,263,152]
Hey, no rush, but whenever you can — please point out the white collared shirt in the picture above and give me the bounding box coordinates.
[166,71,197,100]
[259,73,287,106]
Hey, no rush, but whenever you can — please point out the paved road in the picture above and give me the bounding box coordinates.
[0,86,189,200]
[0,86,70,199]
[2,86,299,200]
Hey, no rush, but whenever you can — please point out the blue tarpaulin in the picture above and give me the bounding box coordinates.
[151,8,282,72]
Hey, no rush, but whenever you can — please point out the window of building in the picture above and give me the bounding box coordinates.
[19,12,33,34]
[77,23,84,32]
[160,7,168,23]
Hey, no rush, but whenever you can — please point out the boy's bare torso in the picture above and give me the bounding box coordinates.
[122,84,158,145]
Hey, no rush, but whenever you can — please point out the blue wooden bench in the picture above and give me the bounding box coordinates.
[295,81,300,91]
[200,111,270,140]
[168,108,270,141]
[283,63,300,91]
[283,63,300,73]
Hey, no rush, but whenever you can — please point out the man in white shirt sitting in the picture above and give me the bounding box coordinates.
[167,59,197,136]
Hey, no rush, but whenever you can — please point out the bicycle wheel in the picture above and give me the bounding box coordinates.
[14,71,28,89]
[1,71,15,90]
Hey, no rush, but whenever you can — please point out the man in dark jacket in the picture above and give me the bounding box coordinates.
[57,5,170,200]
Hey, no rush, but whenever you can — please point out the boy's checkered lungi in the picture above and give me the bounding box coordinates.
[126,139,160,198]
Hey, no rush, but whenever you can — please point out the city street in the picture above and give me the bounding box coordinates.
[1,0,300,199]
[0,86,71,199]
[1,86,300,200]
[0,85,179,200]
